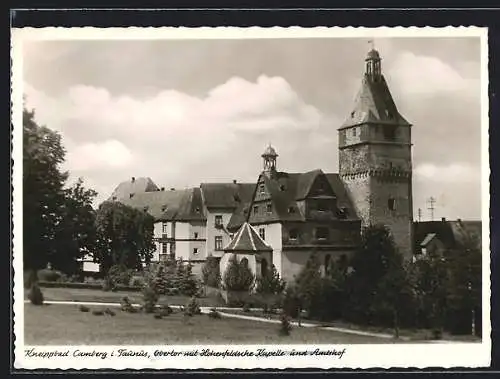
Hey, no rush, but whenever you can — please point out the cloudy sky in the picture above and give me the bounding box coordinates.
[22,35,483,221]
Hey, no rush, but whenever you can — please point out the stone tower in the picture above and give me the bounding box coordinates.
[338,47,414,258]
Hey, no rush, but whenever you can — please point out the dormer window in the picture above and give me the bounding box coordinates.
[279,184,286,191]
[351,111,355,118]
[352,127,357,137]
[289,229,299,240]
[288,206,296,214]
[161,205,167,212]
[215,215,223,227]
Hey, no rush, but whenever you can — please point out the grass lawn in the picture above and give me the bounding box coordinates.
[24,303,400,345]
[26,287,226,307]
[222,309,482,343]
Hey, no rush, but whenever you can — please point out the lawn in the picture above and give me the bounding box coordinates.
[26,287,226,307]
[24,303,399,345]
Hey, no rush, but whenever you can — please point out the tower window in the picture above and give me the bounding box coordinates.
[266,203,272,213]
[288,206,296,214]
[352,127,357,137]
[259,183,265,195]
[289,229,299,240]
[193,248,199,255]
[253,205,259,215]
[388,198,396,211]
[384,126,397,141]
[259,228,265,241]
[316,227,329,240]
[215,215,223,227]
[215,236,223,251]
[351,111,355,118]
[194,232,198,239]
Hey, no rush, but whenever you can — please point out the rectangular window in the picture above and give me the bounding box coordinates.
[215,236,223,251]
[352,127,357,137]
[253,205,259,215]
[266,203,272,213]
[193,248,199,255]
[259,228,265,241]
[289,229,298,240]
[316,227,329,240]
[388,198,396,211]
[162,243,168,255]
[162,222,168,234]
[194,232,198,239]
[215,215,223,227]
[259,183,265,194]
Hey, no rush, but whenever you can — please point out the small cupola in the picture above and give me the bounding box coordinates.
[365,41,382,81]
[261,143,278,177]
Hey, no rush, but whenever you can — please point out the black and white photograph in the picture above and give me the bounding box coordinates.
[12,26,490,369]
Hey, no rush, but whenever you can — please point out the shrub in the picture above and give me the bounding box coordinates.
[222,255,255,292]
[185,297,201,316]
[282,285,301,318]
[202,256,221,288]
[108,265,133,286]
[208,308,221,319]
[179,263,199,297]
[279,313,292,336]
[243,303,251,313]
[92,310,104,316]
[104,308,116,316]
[256,265,286,295]
[120,296,132,312]
[142,285,159,313]
[159,304,173,317]
[28,283,44,305]
[37,268,62,282]
[79,305,90,312]
[24,270,38,289]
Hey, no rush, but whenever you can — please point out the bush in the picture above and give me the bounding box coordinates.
[185,297,201,316]
[108,265,133,286]
[142,285,159,313]
[37,268,62,282]
[179,263,199,297]
[282,285,301,318]
[130,276,145,288]
[208,308,221,319]
[256,265,286,295]
[222,255,255,292]
[24,270,38,289]
[279,313,292,336]
[28,283,44,305]
[202,256,221,288]
[159,304,173,317]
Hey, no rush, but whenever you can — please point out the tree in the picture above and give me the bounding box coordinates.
[201,256,221,288]
[444,232,482,335]
[23,106,97,274]
[295,252,323,319]
[52,178,98,273]
[256,264,286,295]
[222,255,255,292]
[94,201,155,273]
[344,224,414,332]
[23,107,68,271]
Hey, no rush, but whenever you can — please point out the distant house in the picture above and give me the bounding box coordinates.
[413,218,482,261]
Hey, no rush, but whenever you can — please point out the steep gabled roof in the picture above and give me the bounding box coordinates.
[110,177,160,201]
[340,75,411,129]
[224,222,272,252]
[173,187,206,222]
[200,182,255,209]
[118,189,187,220]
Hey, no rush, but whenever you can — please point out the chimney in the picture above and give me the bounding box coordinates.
[131,177,135,183]
[233,179,237,184]
[441,217,446,222]
[161,187,165,191]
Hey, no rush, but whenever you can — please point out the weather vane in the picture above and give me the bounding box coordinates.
[368,39,375,50]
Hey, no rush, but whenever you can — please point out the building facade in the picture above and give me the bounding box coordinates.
[105,48,426,282]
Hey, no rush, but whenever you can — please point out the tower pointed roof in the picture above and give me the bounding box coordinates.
[340,50,411,130]
[224,222,272,253]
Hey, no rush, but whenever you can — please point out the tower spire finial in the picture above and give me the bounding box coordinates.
[368,39,375,50]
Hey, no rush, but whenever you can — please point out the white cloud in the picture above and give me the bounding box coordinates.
[415,163,481,183]
[387,52,477,97]
[24,75,327,202]
[66,140,134,172]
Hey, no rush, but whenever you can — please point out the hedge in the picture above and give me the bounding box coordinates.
[36,281,143,292]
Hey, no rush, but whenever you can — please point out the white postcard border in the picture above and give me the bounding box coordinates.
[11,26,491,370]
